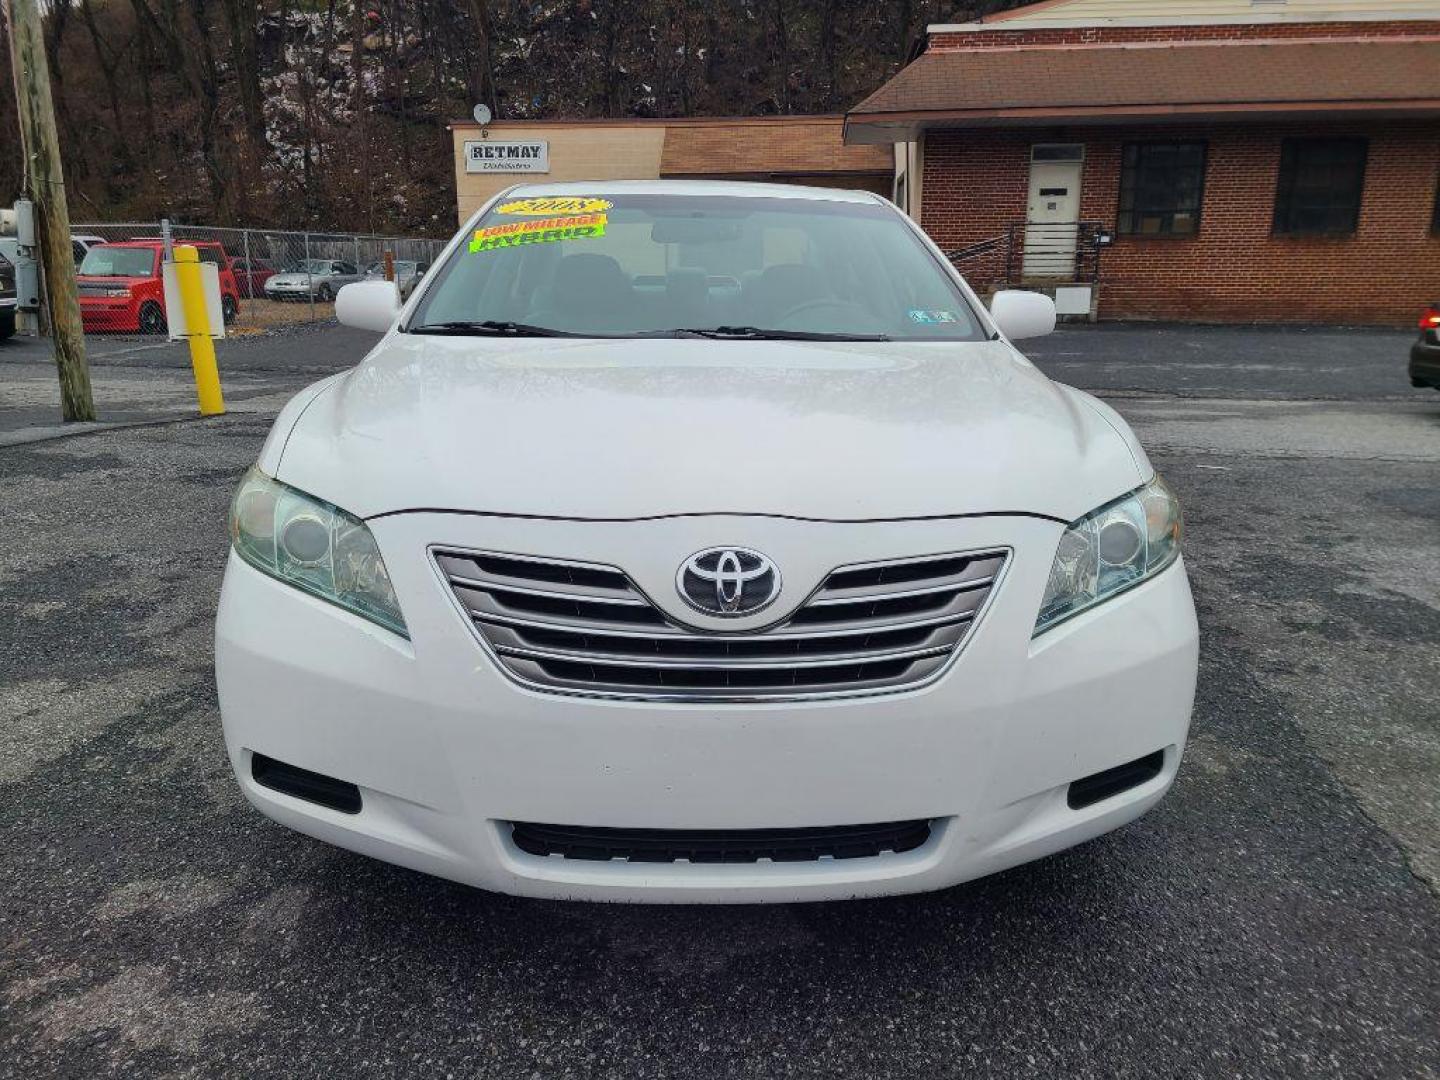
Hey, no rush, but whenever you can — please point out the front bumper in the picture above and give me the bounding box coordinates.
[78,298,141,333]
[216,512,1198,903]
[264,284,315,299]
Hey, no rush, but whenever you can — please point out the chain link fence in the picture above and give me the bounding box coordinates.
[70,222,447,336]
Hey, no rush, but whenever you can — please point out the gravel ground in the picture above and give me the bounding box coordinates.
[1,324,1437,1078]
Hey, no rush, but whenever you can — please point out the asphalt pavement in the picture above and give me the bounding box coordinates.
[1,322,1437,1077]
[1024,321,1420,400]
[0,325,379,443]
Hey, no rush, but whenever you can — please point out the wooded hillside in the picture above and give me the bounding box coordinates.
[1,1,1022,234]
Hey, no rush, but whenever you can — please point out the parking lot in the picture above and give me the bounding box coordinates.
[2,322,1437,1077]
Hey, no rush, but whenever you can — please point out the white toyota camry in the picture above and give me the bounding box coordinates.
[216,180,1198,903]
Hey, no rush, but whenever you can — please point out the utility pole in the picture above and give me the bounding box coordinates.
[4,0,94,421]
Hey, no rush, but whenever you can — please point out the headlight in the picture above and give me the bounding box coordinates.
[1034,474,1182,635]
[229,467,408,637]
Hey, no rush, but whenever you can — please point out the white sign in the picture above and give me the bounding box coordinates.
[464,140,549,174]
[1053,286,1092,317]
[161,261,226,340]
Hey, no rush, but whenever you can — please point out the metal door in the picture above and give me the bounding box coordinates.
[1023,147,1083,278]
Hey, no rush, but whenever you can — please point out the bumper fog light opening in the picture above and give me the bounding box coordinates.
[251,752,362,815]
[1067,750,1166,810]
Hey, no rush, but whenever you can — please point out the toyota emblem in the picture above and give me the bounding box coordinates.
[677,547,782,617]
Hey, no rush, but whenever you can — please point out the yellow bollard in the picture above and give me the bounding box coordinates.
[172,245,226,416]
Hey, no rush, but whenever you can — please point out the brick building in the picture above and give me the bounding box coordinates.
[845,0,1440,325]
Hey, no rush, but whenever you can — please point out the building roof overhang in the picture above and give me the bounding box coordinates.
[846,100,1440,144]
[844,38,1440,143]
[926,0,1440,32]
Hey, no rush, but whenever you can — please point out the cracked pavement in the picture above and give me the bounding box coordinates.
[1,322,1437,1077]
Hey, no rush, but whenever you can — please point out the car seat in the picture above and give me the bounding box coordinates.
[530,253,633,332]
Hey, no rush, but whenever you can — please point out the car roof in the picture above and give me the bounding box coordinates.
[500,178,884,205]
[93,239,226,252]
[86,241,162,250]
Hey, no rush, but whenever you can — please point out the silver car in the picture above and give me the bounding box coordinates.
[363,260,429,299]
[263,259,362,302]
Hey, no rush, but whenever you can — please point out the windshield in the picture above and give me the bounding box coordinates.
[283,260,333,274]
[365,261,416,275]
[409,193,984,340]
[78,247,155,278]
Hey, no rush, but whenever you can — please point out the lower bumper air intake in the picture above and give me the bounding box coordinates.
[510,819,934,863]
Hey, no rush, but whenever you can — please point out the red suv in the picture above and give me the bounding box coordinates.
[76,240,241,334]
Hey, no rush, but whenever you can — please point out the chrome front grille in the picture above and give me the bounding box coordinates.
[433,547,1008,701]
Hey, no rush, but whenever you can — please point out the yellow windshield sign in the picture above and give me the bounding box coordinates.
[495,196,613,216]
[469,213,607,253]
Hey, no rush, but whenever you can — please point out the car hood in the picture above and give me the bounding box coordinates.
[268,273,324,285]
[273,335,1146,522]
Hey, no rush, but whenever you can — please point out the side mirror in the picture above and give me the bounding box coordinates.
[989,290,1056,341]
[335,280,401,333]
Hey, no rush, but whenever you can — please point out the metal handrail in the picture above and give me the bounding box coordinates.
[1008,220,1106,283]
[948,220,1107,285]
[945,235,1006,262]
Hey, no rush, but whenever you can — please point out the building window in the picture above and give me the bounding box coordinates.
[1117,142,1206,236]
[1032,144,1084,163]
[1432,174,1440,235]
[1273,138,1367,237]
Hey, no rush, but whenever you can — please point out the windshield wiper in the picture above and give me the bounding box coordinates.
[662,325,890,342]
[408,320,579,337]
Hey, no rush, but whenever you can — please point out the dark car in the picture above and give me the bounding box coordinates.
[231,258,276,299]
[1411,304,1440,390]
[0,248,16,341]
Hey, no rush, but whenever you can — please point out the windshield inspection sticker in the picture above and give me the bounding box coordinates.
[907,309,958,324]
[495,196,613,216]
[469,213,607,253]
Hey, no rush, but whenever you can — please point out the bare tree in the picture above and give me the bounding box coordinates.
[16,0,1026,230]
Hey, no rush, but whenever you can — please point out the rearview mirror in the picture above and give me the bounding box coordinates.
[335,280,401,333]
[989,290,1056,341]
[651,219,742,244]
